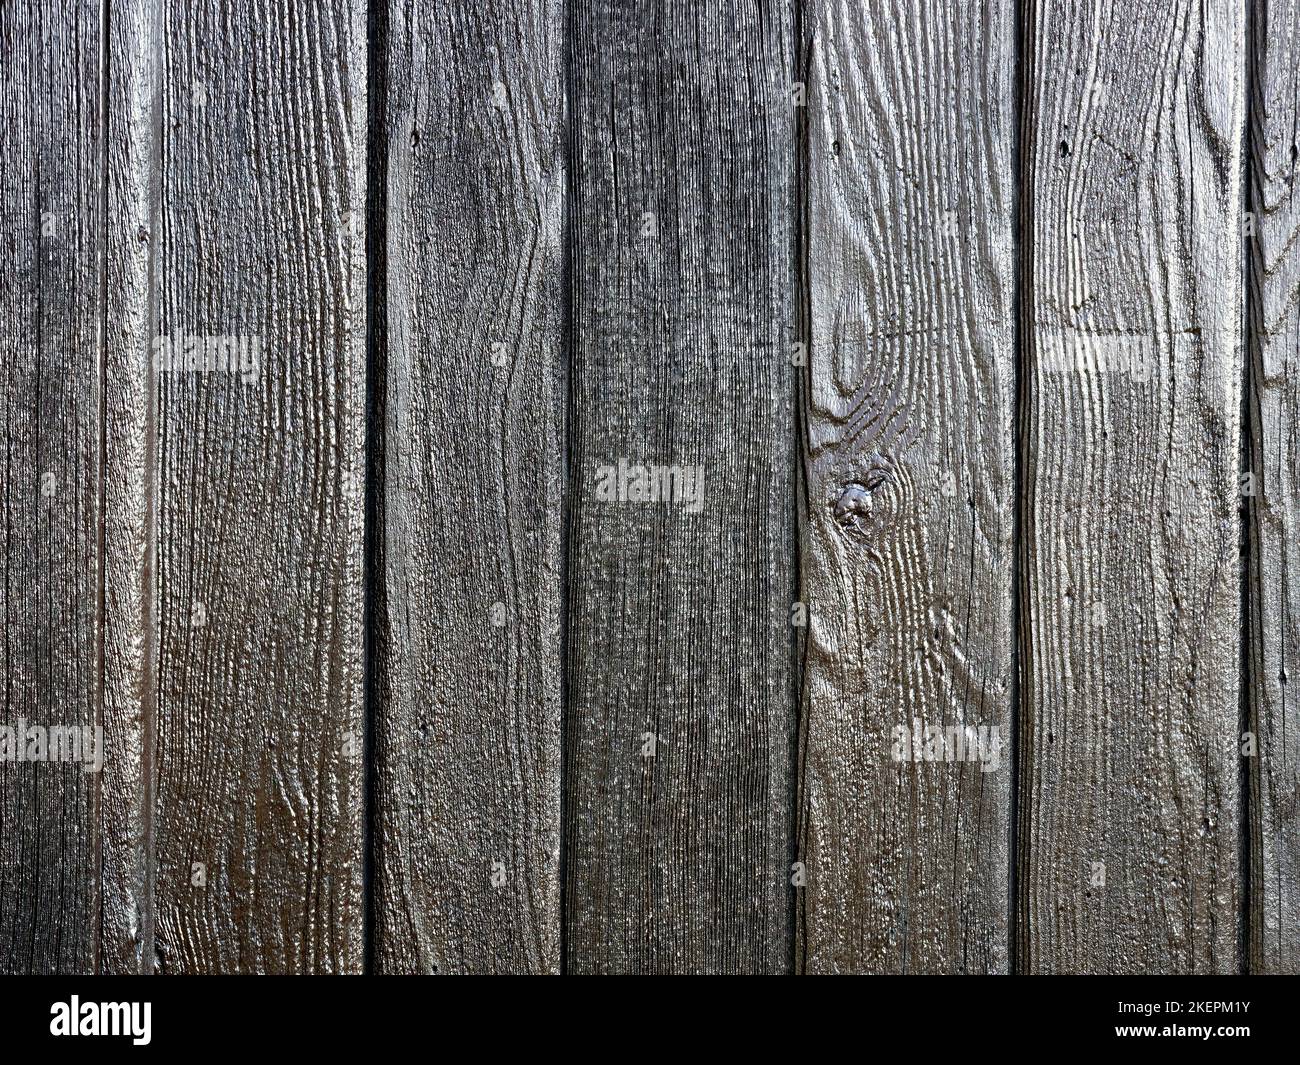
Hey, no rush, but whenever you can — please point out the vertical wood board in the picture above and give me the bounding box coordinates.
[148,0,368,973]
[565,0,798,975]
[1020,0,1243,974]
[373,0,566,974]
[798,0,1017,975]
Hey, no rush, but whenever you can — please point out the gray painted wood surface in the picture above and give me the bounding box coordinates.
[372,0,565,974]
[564,0,798,974]
[1020,0,1243,973]
[798,0,1016,974]
[2,0,1298,976]
[1248,0,1300,976]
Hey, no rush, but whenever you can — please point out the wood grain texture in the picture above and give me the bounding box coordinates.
[1021,0,1243,973]
[99,0,163,977]
[0,0,105,974]
[565,0,797,974]
[372,0,565,973]
[148,0,367,973]
[1247,0,1300,976]
[797,0,1017,974]
[5,0,1289,980]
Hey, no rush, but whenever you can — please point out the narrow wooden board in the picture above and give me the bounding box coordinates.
[565,0,798,974]
[372,0,566,973]
[0,0,106,975]
[147,1,368,973]
[100,0,161,976]
[797,0,1017,974]
[1020,0,1243,973]
[1247,0,1300,976]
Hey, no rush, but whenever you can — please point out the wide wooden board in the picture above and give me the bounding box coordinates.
[565,0,799,973]
[1020,0,1243,974]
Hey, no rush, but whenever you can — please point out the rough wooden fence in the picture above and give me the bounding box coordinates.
[1,0,1295,975]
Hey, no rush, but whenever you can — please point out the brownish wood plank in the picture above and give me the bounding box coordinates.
[147,0,368,973]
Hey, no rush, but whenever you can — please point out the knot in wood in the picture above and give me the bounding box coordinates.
[832,473,888,540]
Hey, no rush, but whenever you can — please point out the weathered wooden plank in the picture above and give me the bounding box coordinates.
[797,0,1016,974]
[372,0,565,973]
[100,0,159,976]
[1021,0,1243,973]
[148,1,367,973]
[1247,0,1300,976]
[0,0,108,975]
[565,0,797,974]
